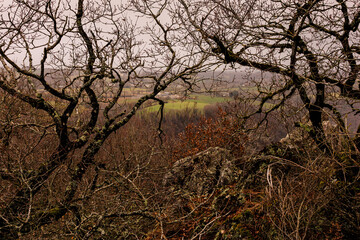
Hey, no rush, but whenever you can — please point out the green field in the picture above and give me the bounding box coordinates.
[184,95,229,104]
[143,94,230,113]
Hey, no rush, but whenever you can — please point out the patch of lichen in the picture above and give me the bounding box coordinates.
[31,206,67,226]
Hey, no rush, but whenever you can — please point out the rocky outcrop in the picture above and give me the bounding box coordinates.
[164,147,238,195]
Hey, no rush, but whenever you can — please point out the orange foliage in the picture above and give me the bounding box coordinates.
[173,108,246,160]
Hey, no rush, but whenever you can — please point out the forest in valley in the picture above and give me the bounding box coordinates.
[0,0,359,239]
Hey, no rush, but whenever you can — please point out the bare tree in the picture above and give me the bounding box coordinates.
[177,0,360,152]
[173,1,360,238]
[0,0,208,238]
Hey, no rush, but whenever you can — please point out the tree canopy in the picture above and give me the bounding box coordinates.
[178,0,360,151]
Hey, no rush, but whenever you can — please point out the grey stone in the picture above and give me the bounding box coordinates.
[164,147,237,195]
